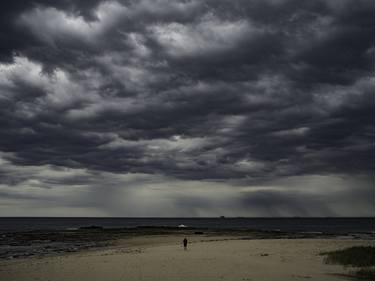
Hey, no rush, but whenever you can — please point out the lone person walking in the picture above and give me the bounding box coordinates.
[183,237,188,250]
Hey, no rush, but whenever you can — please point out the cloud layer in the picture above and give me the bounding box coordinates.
[0,0,375,216]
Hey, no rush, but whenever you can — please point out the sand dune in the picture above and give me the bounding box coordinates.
[1,237,374,281]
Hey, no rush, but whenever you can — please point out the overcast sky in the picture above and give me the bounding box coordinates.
[0,0,375,217]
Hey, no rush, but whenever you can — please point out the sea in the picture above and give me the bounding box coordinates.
[1,217,375,234]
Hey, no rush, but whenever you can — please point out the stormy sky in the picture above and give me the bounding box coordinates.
[1,0,375,217]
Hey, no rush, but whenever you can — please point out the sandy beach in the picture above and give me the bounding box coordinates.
[1,236,374,281]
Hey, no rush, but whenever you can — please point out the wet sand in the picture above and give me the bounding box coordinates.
[1,236,375,281]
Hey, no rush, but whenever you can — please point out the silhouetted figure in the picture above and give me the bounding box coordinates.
[183,238,188,250]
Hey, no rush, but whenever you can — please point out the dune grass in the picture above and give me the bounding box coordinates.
[321,246,375,280]
[321,246,375,267]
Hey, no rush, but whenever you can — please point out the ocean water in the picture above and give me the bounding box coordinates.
[1,217,375,234]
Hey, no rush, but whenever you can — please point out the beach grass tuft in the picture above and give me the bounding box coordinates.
[321,246,375,280]
[321,246,375,267]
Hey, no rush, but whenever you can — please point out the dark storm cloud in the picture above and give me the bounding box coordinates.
[1,0,375,216]
[0,1,104,62]
[240,190,333,217]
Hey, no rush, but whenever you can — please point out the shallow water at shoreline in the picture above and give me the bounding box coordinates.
[1,224,375,260]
